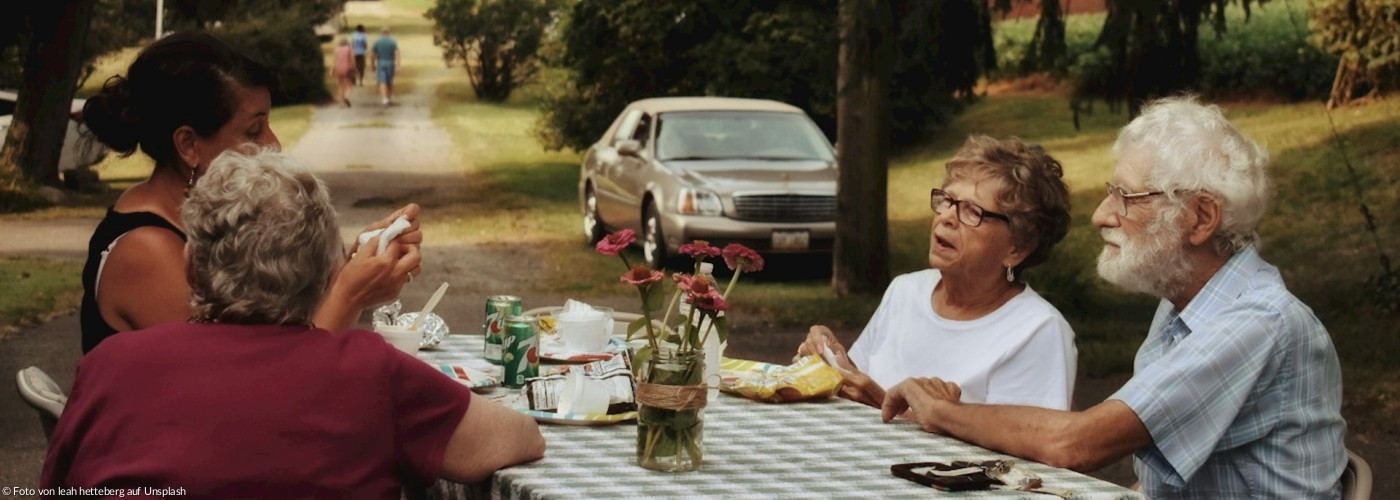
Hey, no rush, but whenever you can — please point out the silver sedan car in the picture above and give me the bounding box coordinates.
[579,97,837,268]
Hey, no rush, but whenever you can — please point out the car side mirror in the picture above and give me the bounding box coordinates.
[616,139,643,157]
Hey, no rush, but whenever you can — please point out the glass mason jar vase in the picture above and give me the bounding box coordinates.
[635,346,707,472]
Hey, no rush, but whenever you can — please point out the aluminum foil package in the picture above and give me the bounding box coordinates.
[372,300,403,327]
[378,311,448,349]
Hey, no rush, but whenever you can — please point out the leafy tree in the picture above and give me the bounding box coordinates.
[0,0,152,207]
[165,0,342,31]
[1072,0,1271,117]
[426,0,560,102]
[536,0,994,152]
[991,0,1067,73]
[166,0,339,105]
[834,0,893,295]
[0,0,99,208]
[1311,0,1399,107]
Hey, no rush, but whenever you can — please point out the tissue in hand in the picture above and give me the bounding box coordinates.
[357,215,413,255]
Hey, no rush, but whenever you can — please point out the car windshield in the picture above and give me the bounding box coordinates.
[655,111,835,163]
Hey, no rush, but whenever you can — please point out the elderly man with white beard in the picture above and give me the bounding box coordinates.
[880,96,1346,499]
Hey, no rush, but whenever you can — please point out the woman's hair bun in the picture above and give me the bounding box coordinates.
[81,75,141,155]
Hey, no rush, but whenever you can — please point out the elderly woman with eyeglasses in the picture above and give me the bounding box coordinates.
[43,147,544,496]
[796,135,1077,410]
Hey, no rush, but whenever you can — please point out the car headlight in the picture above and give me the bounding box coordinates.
[677,188,723,216]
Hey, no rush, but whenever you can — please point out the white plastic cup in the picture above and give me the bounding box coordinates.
[556,308,612,352]
[558,371,610,415]
[376,324,421,355]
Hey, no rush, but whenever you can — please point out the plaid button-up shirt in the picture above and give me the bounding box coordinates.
[1110,245,1346,499]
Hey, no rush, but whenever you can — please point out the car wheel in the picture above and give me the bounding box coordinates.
[643,202,668,269]
[583,186,605,245]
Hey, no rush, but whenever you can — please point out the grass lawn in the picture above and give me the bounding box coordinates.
[0,258,82,338]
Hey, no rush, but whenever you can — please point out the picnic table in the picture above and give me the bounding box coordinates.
[418,334,1144,500]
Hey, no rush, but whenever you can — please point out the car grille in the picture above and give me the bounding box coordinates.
[731,194,835,222]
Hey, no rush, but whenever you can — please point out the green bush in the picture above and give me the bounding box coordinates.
[217,7,331,105]
[1311,0,1400,105]
[996,0,1337,102]
[1194,2,1336,100]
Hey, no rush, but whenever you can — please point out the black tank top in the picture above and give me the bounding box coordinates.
[80,208,185,353]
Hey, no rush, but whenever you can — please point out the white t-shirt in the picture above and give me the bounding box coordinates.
[847,269,1077,410]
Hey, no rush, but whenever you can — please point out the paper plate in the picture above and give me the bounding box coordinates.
[495,389,636,425]
[517,408,638,426]
[436,365,499,391]
[539,337,627,362]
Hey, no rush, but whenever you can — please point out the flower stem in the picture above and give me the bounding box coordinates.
[722,269,743,300]
[660,287,682,334]
[637,286,658,352]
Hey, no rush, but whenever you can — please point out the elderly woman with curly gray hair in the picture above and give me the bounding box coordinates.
[43,147,545,497]
[797,135,1077,411]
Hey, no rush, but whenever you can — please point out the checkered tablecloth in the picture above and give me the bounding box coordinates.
[419,334,1143,500]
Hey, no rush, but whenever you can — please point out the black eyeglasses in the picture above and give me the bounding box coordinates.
[1104,183,1165,217]
[930,188,1010,227]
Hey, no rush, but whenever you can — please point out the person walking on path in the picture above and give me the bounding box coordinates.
[333,38,356,107]
[351,25,368,86]
[370,26,400,106]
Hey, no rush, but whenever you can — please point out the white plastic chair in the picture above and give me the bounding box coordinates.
[15,366,67,440]
[1342,449,1372,500]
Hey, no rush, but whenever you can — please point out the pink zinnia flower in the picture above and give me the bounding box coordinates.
[671,272,694,290]
[679,240,720,259]
[620,264,664,286]
[596,229,636,256]
[721,243,764,273]
[691,293,729,312]
[686,275,715,297]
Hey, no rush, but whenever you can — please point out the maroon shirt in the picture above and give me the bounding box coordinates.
[42,323,472,499]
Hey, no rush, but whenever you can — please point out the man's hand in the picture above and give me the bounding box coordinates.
[882,377,962,433]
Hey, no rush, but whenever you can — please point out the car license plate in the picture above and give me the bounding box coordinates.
[771,230,810,250]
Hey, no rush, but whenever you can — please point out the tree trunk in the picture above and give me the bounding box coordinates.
[0,0,97,189]
[832,0,891,296]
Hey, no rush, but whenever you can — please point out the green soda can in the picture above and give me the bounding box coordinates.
[483,295,521,365]
[502,315,539,388]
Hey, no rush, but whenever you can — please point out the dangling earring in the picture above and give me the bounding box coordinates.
[184,165,198,198]
[1006,266,1015,282]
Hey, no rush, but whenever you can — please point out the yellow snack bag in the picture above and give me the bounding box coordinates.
[538,315,557,334]
[719,355,844,403]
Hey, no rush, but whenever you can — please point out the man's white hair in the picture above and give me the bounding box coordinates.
[1114,95,1271,255]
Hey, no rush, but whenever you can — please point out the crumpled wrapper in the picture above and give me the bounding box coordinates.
[371,300,448,349]
[719,355,844,403]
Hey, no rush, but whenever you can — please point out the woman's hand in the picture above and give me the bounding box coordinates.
[316,233,422,332]
[795,325,884,407]
[343,234,421,307]
[349,203,423,256]
[795,325,856,372]
[838,370,887,408]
